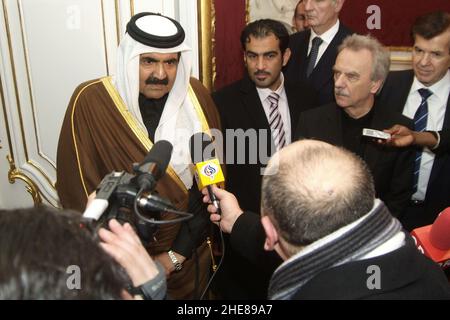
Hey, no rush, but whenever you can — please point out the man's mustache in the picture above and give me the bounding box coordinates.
[146,76,169,85]
[254,70,271,76]
[335,89,349,97]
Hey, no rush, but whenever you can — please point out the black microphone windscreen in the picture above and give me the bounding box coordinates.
[190,132,215,163]
[140,140,173,179]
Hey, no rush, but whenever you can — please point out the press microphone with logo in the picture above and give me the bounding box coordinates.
[83,140,173,220]
[411,207,450,270]
[190,132,225,214]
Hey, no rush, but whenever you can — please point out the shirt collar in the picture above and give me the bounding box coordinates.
[284,199,385,264]
[412,70,450,104]
[310,19,340,46]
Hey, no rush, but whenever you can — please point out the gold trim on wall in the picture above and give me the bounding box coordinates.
[28,160,56,189]
[25,160,56,205]
[2,1,64,203]
[0,75,14,157]
[13,0,115,190]
[7,154,42,205]
[389,46,413,52]
[390,57,413,64]
[198,0,216,92]
[100,0,110,75]
[2,80,47,205]
[2,0,29,160]
[389,46,413,64]
[245,0,250,24]
[115,0,120,45]
[17,0,57,170]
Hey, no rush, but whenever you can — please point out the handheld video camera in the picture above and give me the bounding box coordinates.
[83,140,193,245]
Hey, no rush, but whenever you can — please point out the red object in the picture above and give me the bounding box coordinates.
[340,0,450,46]
[214,0,246,91]
[430,207,450,250]
[411,208,450,270]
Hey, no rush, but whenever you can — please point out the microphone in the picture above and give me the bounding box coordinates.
[411,207,450,270]
[190,132,225,213]
[83,140,173,220]
[134,140,173,190]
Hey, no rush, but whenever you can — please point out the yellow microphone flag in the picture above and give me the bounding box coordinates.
[194,158,225,190]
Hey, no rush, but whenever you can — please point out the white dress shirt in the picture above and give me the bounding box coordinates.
[308,20,340,68]
[256,73,292,149]
[403,70,450,200]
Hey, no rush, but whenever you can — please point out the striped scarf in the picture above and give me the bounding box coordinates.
[268,200,403,300]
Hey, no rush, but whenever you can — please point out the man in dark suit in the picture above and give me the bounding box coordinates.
[295,34,414,217]
[205,140,450,300]
[284,0,352,105]
[212,19,316,299]
[377,11,450,230]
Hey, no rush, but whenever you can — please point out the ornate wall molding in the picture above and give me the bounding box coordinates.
[7,154,42,205]
[198,0,215,92]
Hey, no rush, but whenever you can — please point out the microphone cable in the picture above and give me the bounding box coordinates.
[133,187,194,225]
[199,218,226,300]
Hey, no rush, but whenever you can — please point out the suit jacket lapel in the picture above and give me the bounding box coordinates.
[427,92,450,190]
[285,85,300,133]
[239,77,270,130]
[309,25,345,89]
[395,71,415,113]
[298,30,311,80]
[363,106,385,169]
[324,104,343,146]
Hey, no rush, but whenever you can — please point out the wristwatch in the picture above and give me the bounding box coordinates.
[127,261,167,300]
[167,250,182,272]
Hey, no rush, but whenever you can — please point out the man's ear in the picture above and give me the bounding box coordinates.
[370,79,383,95]
[261,215,279,251]
[282,48,292,67]
[334,0,345,13]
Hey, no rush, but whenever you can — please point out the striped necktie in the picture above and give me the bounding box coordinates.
[306,37,323,78]
[268,92,286,150]
[412,88,433,193]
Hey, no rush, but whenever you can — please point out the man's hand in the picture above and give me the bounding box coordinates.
[382,125,415,147]
[98,219,159,287]
[383,124,439,149]
[202,185,244,234]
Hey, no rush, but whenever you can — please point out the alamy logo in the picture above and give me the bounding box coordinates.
[366,265,381,290]
[66,265,81,290]
[366,5,381,30]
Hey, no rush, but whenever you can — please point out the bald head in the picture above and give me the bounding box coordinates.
[262,140,375,247]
